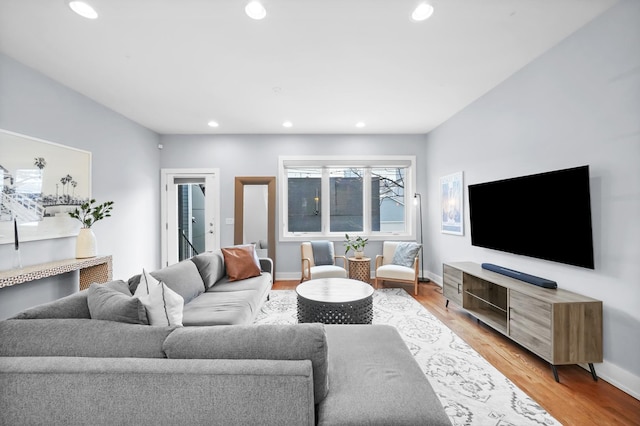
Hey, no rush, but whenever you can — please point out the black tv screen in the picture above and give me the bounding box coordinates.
[468,165,595,269]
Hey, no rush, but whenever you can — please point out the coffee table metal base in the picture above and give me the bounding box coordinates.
[297,295,373,324]
[296,278,374,324]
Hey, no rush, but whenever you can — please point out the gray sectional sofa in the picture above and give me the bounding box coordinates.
[0,251,451,425]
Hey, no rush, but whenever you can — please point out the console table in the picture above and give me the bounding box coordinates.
[443,261,603,382]
[0,255,113,291]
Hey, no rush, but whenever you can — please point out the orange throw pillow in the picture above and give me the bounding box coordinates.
[221,247,262,281]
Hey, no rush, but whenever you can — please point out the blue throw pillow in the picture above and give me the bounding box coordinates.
[311,241,334,266]
[392,242,421,267]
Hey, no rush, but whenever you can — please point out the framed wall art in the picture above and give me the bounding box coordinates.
[0,129,91,245]
[440,171,464,235]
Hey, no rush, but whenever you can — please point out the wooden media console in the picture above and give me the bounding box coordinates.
[443,261,603,382]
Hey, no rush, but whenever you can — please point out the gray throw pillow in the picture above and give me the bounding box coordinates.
[87,283,148,325]
[103,279,134,295]
[191,251,225,289]
[151,260,205,304]
[311,240,334,266]
[392,242,421,267]
[128,274,141,294]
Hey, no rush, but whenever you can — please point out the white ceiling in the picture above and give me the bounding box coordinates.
[0,0,617,135]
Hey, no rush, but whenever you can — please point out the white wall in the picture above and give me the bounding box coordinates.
[0,53,161,318]
[159,134,428,278]
[424,0,640,398]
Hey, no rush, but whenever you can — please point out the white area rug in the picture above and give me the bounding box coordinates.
[254,288,561,426]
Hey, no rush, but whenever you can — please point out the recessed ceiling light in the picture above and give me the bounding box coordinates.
[356,122,366,128]
[283,121,293,128]
[412,3,434,21]
[207,121,219,128]
[245,1,266,20]
[68,1,98,19]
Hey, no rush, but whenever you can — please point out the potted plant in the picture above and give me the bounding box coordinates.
[344,233,368,259]
[69,199,114,258]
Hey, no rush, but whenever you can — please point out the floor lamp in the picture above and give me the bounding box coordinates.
[414,193,428,282]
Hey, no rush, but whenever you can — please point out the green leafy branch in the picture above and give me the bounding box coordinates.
[69,199,114,228]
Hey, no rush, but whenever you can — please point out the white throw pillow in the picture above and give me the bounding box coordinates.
[134,269,184,327]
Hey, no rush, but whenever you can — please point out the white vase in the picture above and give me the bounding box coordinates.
[355,250,364,259]
[76,228,97,258]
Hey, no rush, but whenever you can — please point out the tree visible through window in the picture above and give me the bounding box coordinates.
[373,167,406,232]
[282,157,414,239]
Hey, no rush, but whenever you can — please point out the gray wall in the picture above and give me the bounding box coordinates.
[424,0,639,398]
[0,53,161,317]
[158,134,428,278]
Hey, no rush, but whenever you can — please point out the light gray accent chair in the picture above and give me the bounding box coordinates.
[300,241,347,282]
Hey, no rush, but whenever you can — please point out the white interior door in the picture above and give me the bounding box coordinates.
[161,169,220,267]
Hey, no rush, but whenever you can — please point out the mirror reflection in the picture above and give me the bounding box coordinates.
[234,176,276,275]
[243,185,268,257]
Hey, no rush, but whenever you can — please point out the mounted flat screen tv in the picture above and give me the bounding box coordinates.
[468,165,595,269]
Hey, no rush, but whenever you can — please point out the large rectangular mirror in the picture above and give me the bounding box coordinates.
[234,176,276,276]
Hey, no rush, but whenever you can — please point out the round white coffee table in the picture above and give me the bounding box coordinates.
[296,278,374,324]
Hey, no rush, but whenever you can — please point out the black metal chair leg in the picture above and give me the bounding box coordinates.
[445,299,449,308]
[588,363,598,381]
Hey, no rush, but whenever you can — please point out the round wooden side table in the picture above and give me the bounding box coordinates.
[348,257,371,284]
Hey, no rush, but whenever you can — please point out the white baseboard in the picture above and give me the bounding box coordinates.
[276,270,445,285]
[591,361,640,401]
[426,270,443,286]
[275,271,301,281]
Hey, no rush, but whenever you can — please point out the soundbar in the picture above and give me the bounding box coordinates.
[481,263,557,289]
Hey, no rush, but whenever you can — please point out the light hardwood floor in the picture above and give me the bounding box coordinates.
[273,280,640,426]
